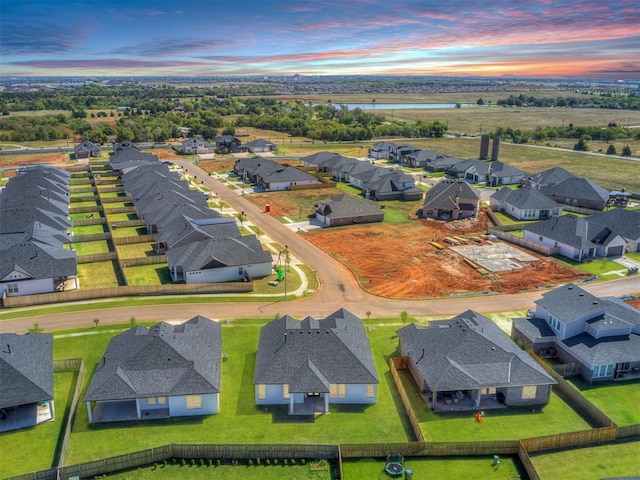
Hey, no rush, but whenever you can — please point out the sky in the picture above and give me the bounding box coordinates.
[1,0,639,79]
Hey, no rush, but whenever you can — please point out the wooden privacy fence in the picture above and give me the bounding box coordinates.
[102,195,132,203]
[487,227,560,256]
[1,282,253,308]
[70,195,99,203]
[616,424,640,439]
[73,217,107,226]
[517,441,540,480]
[77,252,118,263]
[69,205,104,214]
[104,206,137,214]
[52,359,85,469]
[121,255,166,267]
[72,232,112,242]
[113,234,155,245]
[340,441,519,458]
[110,219,147,228]
[520,427,618,452]
[389,356,424,442]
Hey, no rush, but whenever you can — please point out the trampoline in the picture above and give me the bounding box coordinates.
[384,453,405,477]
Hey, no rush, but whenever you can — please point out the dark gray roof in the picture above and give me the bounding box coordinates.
[0,206,72,234]
[528,167,573,187]
[449,158,488,175]
[540,176,609,202]
[157,215,239,249]
[245,138,274,148]
[423,179,480,210]
[301,151,342,166]
[523,215,620,249]
[0,222,69,251]
[0,240,77,280]
[315,194,383,219]
[84,316,221,401]
[562,332,640,366]
[491,186,559,210]
[0,189,69,217]
[429,156,464,170]
[253,308,378,388]
[512,317,556,341]
[74,140,101,154]
[166,234,272,271]
[489,161,525,178]
[406,150,442,162]
[0,333,53,409]
[260,165,318,184]
[397,311,556,391]
[136,189,208,218]
[589,209,640,241]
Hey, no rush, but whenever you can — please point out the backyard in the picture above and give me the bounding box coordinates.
[567,377,640,426]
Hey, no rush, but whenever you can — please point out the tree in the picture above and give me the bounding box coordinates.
[573,137,589,151]
[476,98,485,106]
[455,103,461,109]
[622,144,632,156]
[28,322,44,333]
[606,144,617,155]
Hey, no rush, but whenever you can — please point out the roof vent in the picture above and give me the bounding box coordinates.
[593,301,598,305]
[568,285,573,290]
[491,346,496,351]
[579,293,584,296]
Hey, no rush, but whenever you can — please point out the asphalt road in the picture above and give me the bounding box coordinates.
[2,159,640,333]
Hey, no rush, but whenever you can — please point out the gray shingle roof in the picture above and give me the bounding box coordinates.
[489,161,525,178]
[314,194,382,219]
[84,316,221,401]
[253,308,378,387]
[491,186,559,210]
[0,239,77,280]
[157,216,239,249]
[523,215,620,250]
[0,333,53,409]
[423,179,480,210]
[528,167,573,187]
[260,165,318,184]
[540,176,609,203]
[397,311,556,391]
[589,209,640,241]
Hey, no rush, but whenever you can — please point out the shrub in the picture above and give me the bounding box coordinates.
[265,459,271,466]
[300,458,306,465]
[190,458,196,466]
[216,459,221,467]
[181,459,186,466]
[199,459,204,467]
[248,459,254,466]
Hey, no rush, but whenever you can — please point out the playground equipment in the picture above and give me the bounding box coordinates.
[384,453,405,477]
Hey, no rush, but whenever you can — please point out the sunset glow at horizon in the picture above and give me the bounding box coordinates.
[1,0,638,79]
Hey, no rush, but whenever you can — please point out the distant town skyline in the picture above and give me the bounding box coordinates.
[1,0,638,79]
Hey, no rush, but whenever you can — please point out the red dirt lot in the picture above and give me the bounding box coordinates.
[301,212,587,299]
[625,296,640,309]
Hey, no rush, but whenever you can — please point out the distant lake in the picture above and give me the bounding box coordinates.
[321,103,473,110]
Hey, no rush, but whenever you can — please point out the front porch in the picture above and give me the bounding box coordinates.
[0,401,54,432]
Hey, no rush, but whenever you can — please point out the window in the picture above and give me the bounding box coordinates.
[338,384,346,399]
[366,384,375,398]
[147,397,156,405]
[258,384,266,399]
[7,283,18,294]
[282,384,289,399]
[330,384,337,398]
[521,385,537,400]
[185,395,202,409]
[482,387,496,395]
[158,396,166,405]
[593,364,614,378]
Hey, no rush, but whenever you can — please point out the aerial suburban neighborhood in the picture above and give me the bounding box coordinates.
[1,71,640,480]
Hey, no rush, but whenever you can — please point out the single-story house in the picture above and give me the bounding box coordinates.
[525,166,573,190]
[258,166,319,191]
[254,308,379,415]
[540,176,610,211]
[397,311,556,411]
[425,156,464,172]
[523,214,629,261]
[487,162,526,187]
[314,194,384,226]
[404,149,442,168]
[420,179,481,220]
[589,208,640,253]
[448,158,488,181]
[166,234,273,283]
[181,136,213,154]
[490,186,563,220]
[0,332,54,432]
[245,138,277,153]
[301,151,342,169]
[84,316,222,423]
[74,140,101,159]
[512,284,640,382]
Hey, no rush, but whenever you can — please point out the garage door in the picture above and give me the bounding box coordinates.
[607,245,624,257]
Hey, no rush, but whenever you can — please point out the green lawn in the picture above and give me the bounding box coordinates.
[0,372,76,478]
[626,252,640,262]
[557,257,628,279]
[492,211,526,226]
[567,377,640,426]
[72,224,108,236]
[72,240,111,255]
[58,323,410,465]
[116,242,157,259]
[107,213,139,222]
[101,462,334,480]
[77,261,123,288]
[531,440,640,480]
[342,456,524,480]
[71,200,100,208]
[124,265,172,285]
[111,226,148,238]
[70,212,103,221]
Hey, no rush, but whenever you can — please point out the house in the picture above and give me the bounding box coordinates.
[0,332,54,432]
[420,179,481,220]
[253,308,378,415]
[487,162,526,187]
[389,144,421,163]
[397,311,556,411]
[490,186,563,220]
[404,149,442,168]
[258,165,319,191]
[448,158,489,182]
[166,234,272,283]
[523,214,628,261]
[525,166,573,190]
[181,136,213,154]
[74,140,102,159]
[368,141,396,159]
[425,156,464,172]
[511,284,640,382]
[364,169,422,201]
[314,194,384,226]
[245,138,277,153]
[154,215,239,254]
[214,135,244,154]
[84,316,222,423]
[589,208,640,253]
[540,176,610,211]
[301,151,342,169]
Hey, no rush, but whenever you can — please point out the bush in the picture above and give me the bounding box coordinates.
[248,459,254,466]
[265,459,271,466]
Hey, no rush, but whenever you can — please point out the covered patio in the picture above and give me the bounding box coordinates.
[87,400,170,423]
[422,389,507,413]
[0,401,54,433]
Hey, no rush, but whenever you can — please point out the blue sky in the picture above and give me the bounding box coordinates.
[1,0,638,78]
